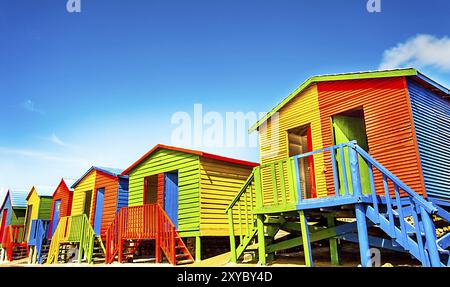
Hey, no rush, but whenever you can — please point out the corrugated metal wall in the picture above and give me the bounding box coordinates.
[408,79,450,200]
[317,77,426,197]
[93,172,118,237]
[199,157,254,236]
[258,84,327,201]
[71,171,96,216]
[49,180,73,237]
[127,148,200,234]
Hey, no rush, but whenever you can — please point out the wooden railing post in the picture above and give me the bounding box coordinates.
[254,167,263,208]
[155,207,161,263]
[228,209,237,263]
[118,211,123,263]
[77,217,85,263]
[349,144,362,197]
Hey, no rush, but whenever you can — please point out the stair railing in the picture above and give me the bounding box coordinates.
[225,171,258,262]
[46,214,99,264]
[2,225,26,261]
[105,204,192,265]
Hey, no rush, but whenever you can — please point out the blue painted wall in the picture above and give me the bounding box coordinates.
[408,80,450,200]
[116,176,129,213]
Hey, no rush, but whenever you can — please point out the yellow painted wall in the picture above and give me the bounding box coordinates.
[258,84,327,203]
[199,157,254,236]
[71,170,96,217]
[24,188,41,240]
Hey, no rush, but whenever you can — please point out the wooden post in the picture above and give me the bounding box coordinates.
[155,209,161,263]
[228,209,237,263]
[78,217,84,263]
[299,211,313,267]
[355,204,370,267]
[254,167,263,208]
[327,214,340,266]
[420,207,441,267]
[256,214,266,265]
[195,236,201,262]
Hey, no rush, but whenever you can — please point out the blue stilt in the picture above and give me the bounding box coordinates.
[420,206,441,267]
[355,204,371,267]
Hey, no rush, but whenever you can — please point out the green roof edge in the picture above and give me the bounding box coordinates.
[248,68,418,133]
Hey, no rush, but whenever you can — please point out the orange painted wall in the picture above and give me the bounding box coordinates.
[92,171,119,238]
[317,77,426,197]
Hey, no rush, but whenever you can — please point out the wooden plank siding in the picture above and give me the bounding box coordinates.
[258,84,327,204]
[317,77,426,197]
[127,148,201,234]
[71,171,96,216]
[93,172,119,237]
[199,157,254,236]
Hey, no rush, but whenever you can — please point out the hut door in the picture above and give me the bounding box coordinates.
[24,204,33,240]
[164,172,179,228]
[93,188,105,235]
[332,108,370,195]
[51,200,61,237]
[0,209,8,241]
[288,125,317,199]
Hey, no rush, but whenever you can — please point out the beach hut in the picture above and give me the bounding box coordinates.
[25,186,53,263]
[0,190,28,261]
[226,68,450,267]
[104,144,258,265]
[46,167,128,264]
[27,178,76,264]
[48,178,75,238]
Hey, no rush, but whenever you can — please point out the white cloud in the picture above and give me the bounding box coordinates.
[49,134,65,146]
[0,147,88,165]
[379,34,450,71]
[20,99,45,115]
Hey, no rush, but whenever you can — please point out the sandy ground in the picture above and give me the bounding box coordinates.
[0,242,420,268]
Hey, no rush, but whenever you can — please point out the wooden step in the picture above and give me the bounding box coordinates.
[176,259,194,265]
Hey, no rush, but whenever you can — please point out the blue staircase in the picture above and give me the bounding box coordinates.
[28,219,51,264]
[227,141,450,267]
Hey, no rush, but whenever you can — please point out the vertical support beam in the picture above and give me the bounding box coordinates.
[327,214,340,266]
[293,156,303,203]
[228,210,237,263]
[299,211,313,267]
[155,210,161,263]
[348,144,362,197]
[254,167,263,208]
[195,236,202,262]
[420,207,441,267]
[355,204,371,267]
[78,217,85,263]
[256,214,266,265]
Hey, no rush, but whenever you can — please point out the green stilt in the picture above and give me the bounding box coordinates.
[327,214,340,266]
[299,210,313,267]
[195,236,202,262]
[256,214,267,265]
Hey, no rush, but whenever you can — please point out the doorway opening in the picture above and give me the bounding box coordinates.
[288,124,317,199]
[332,108,370,195]
[144,175,159,205]
[83,190,93,218]
[24,204,33,240]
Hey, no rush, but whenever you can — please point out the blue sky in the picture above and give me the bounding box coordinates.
[0,0,449,197]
